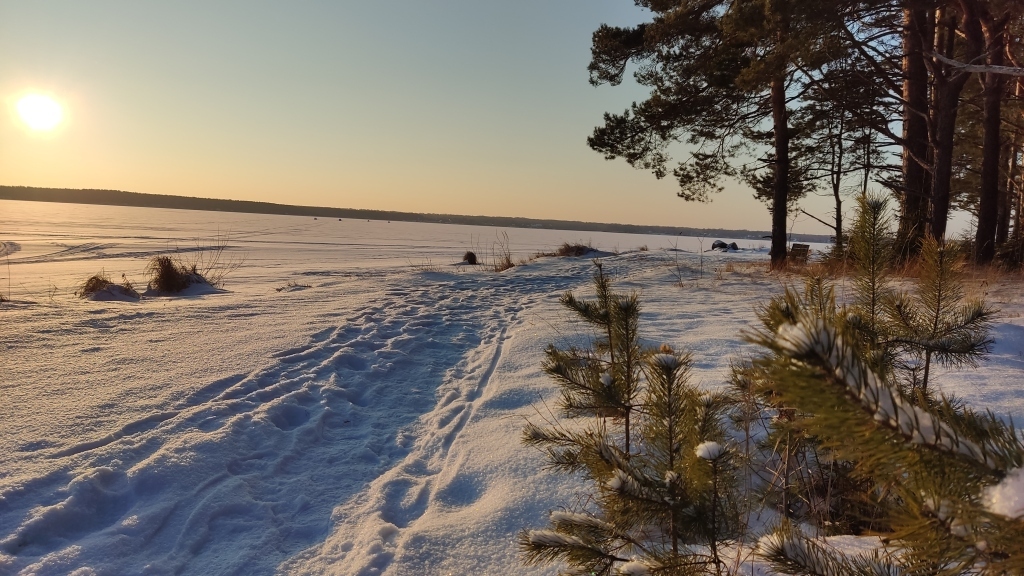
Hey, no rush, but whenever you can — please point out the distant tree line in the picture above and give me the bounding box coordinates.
[588,0,1024,268]
[0,185,830,241]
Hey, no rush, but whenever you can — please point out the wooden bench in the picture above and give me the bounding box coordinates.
[789,243,810,265]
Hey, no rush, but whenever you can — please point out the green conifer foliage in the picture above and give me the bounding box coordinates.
[886,236,995,394]
[749,290,1024,575]
[847,194,895,353]
[746,277,889,533]
[521,270,739,575]
[545,262,643,452]
[522,200,1020,575]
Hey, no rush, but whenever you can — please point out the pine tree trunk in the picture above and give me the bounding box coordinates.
[996,140,1011,246]
[898,6,932,258]
[832,112,846,254]
[771,72,790,270]
[1000,79,1021,245]
[929,84,967,241]
[834,193,844,254]
[929,11,972,242]
[1009,134,1022,242]
[972,13,1006,264]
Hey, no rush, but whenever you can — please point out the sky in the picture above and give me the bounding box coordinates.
[0,1,920,235]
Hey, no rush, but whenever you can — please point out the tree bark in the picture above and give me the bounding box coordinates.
[771,72,790,270]
[972,6,1006,264]
[1008,134,1021,243]
[930,83,969,241]
[997,140,1012,245]
[898,6,932,258]
[929,9,973,241]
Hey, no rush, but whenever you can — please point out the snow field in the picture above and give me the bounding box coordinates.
[1,199,1021,575]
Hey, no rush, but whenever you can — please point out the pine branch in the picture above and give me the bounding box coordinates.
[759,524,903,576]
[771,316,1013,472]
[519,528,627,571]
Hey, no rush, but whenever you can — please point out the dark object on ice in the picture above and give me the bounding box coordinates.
[711,240,729,251]
[729,242,739,250]
[789,243,811,265]
[463,251,478,265]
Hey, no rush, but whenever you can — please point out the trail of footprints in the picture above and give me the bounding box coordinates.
[5,272,556,575]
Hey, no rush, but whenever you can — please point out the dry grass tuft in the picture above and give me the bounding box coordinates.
[77,271,141,299]
[78,272,113,296]
[491,232,515,272]
[555,242,593,257]
[412,259,444,273]
[146,256,203,293]
[802,257,850,278]
[492,253,514,273]
[146,237,245,293]
[183,237,245,286]
[534,242,594,259]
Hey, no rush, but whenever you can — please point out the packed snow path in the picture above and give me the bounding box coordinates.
[1,263,584,575]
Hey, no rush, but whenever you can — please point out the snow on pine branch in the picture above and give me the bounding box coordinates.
[649,353,681,370]
[527,529,589,549]
[617,560,657,575]
[758,529,901,576]
[550,511,616,532]
[984,467,1024,519]
[774,319,1000,470]
[695,441,726,460]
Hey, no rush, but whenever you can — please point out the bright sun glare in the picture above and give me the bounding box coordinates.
[16,94,64,131]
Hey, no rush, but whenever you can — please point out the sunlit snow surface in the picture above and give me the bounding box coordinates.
[1,199,1021,575]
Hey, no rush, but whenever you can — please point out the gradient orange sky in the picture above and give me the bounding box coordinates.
[1,1,910,234]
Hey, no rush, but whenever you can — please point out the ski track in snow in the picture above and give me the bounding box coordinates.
[0,265,579,576]
[6,242,213,265]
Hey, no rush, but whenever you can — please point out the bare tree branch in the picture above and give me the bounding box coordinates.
[928,51,1024,77]
[799,209,837,231]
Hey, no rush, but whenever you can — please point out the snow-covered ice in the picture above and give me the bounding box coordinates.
[1,199,1021,575]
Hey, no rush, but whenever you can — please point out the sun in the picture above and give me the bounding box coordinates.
[16,94,64,131]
